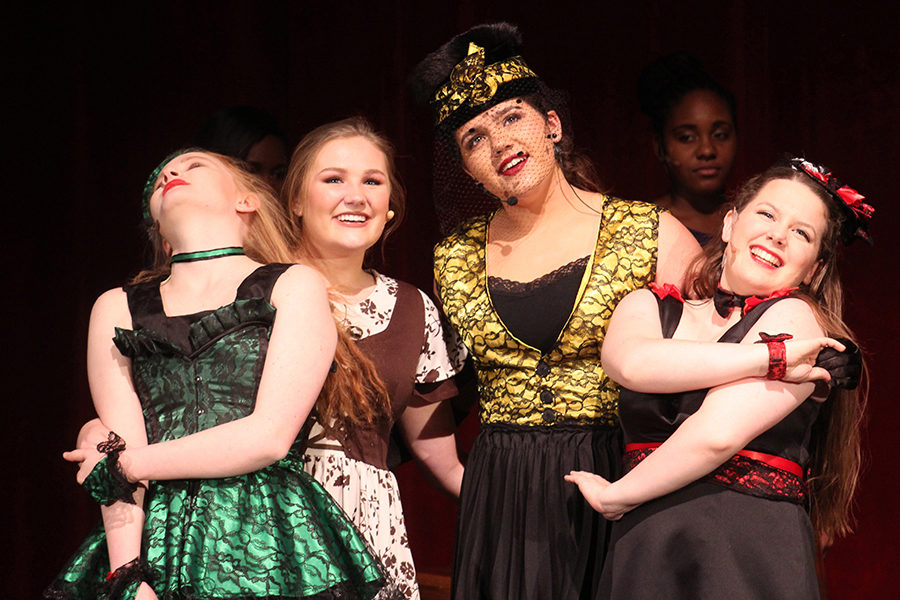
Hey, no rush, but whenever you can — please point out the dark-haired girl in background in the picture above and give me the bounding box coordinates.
[637,53,738,246]
[194,105,291,191]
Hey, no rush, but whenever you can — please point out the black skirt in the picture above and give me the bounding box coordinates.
[452,422,622,600]
[600,480,818,599]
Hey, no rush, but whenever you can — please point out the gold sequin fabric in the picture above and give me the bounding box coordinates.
[434,197,660,427]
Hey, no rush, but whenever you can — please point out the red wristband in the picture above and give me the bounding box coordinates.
[756,332,793,380]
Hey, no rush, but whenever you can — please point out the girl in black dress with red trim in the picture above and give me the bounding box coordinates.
[567,158,871,599]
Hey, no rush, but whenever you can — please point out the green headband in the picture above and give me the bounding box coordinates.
[141,147,203,225]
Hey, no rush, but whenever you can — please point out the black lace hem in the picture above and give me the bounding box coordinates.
[44,576,390,600]
[98,558,156,600]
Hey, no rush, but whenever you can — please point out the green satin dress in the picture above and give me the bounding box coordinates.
[45,264,385,600]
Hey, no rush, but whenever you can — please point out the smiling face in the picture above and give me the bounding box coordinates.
[660,89,737,198]
[719,178,828,296]
[294,136,391,259]
[454,98,561,203]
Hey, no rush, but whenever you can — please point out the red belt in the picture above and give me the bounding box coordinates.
[625,442,803,478]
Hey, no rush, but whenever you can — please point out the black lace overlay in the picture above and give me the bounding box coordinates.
[45,265,387,600]
[625,448,806,503]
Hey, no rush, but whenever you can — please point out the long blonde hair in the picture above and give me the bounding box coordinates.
[133,151,297,283]
[691,165,867,540]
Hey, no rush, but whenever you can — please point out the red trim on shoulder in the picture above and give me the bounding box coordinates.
[649,282,684,303]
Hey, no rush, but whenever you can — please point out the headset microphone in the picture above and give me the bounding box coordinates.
[505,196,519,206]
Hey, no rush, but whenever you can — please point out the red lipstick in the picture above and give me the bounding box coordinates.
[163,179,188,194]
[499,152,528,176]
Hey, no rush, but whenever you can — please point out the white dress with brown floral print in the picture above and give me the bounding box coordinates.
[304,272,463,600]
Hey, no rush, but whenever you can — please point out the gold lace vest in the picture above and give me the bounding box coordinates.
[434,197,660,427]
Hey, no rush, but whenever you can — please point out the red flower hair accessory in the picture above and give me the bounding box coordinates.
[789,158,874,245]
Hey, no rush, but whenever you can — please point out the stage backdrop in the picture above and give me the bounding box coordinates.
[6,3,897,598]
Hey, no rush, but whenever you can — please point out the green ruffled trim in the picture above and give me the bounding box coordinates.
[113,297,276,358]
[189,297,276,349]
[113,326,180,358]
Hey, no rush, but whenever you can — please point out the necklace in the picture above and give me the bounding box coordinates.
[170,246,246,264]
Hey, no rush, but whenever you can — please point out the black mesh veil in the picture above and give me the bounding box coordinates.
[410,23,602,236]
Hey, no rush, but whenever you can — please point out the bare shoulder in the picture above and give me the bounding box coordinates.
[619,287,659,309]
[656,212,702,285]
[611,287,661,320]
[749,297,824,338]
[658,211,697,243]
[270,264,330,309]
[273,264,327,292]
[91,287,131,328]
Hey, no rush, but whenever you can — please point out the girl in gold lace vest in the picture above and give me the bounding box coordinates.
[411,23,700,599]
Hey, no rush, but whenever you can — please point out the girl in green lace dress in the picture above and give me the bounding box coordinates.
[45,150,387,600]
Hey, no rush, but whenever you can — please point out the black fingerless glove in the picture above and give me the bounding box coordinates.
[815,337,861,390]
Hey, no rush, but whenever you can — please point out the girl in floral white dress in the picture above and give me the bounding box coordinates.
[282,117,466,600]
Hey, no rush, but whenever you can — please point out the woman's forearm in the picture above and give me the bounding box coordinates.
[603,337,769,393]
[605,377,814,508]
[123,412,297,481]
[401,400,464,498]
[101,488,147,569]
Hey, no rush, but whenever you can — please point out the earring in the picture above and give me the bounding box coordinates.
[547,133,558,139]
[386,209,395,221]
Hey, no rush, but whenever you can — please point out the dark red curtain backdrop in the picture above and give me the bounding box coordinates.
[6,2,897,598]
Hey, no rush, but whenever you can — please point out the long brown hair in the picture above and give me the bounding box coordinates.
[691,165,866,539]
[281,118,396,439]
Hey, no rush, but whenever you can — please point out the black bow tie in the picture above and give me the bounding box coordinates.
[713,287,749,318]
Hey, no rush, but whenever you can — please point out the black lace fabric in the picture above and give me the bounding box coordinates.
[625,448,806,503]
[44,265,388,600]
[487,255,590,294]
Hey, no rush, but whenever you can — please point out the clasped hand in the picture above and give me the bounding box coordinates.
[782,336,847,384]
[564,471,636,520]
[784,336,862,389]
[62,446,107,485]
[62,418,135,485]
